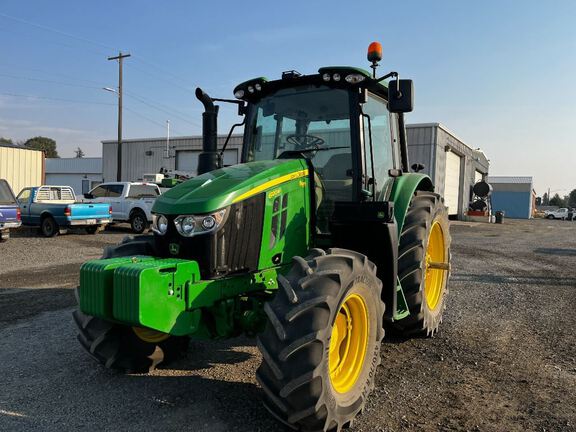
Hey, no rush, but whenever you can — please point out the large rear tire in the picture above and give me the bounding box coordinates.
[393,191,451,337]
[73,235,189,372]
[257,249,384,431]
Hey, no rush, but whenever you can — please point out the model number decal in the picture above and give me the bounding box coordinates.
[268,188,281,199]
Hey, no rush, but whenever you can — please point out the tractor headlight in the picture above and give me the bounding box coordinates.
[152,214,168,235]
[174,209,227,237]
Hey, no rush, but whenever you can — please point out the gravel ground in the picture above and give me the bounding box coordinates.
[0,219,574,431]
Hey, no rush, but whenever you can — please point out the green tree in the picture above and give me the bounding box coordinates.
[0,137,13,145]
[542,192,549,205]
[24,136,59,158]
[74,147,85,158]
[549,193,565,207]
[568,189,576,208]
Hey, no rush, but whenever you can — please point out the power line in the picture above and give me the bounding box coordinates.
[0,72,104,90]
[0,91,114,106]
[128,58,197,95]
[0,12,116,53]
[0,64,105,86]
[124,91,201,128]
[123,106,185,135]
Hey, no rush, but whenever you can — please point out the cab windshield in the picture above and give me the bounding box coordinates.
[243,84,355,231]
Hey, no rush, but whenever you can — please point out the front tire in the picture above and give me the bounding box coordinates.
[393,191,451,337]
[73,236,189,372]
[257,249,384,431]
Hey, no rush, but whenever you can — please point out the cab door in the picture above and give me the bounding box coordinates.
[361,93,396,201]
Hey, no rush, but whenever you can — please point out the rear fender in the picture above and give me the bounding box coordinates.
[390,173,434,235]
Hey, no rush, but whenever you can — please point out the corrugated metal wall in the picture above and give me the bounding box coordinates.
[490,191,532,219]
[406,124,490,219]
[0,147,44,194]
[102,136,244,182]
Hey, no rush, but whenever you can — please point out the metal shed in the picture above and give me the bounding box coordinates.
[406,123,490,219]
[0,143,45,195]
[486,176,534,219]
[101,135,243,182]
[45,157,103,196]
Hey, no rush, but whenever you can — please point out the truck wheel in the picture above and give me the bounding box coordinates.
[85,226,99,234]
[257,249,384,431]
[546,214,554,219]
[130,210,148,234]
[73,238,189,372]
[41,216,59,237]
[393,191,451,337]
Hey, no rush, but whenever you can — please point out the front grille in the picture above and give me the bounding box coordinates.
[154,194,265,279]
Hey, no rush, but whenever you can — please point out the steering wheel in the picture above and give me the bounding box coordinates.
[286,134,325,150]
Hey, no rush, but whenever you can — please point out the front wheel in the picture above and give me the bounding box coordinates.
[73,308,188,373]
[257,249,384,431]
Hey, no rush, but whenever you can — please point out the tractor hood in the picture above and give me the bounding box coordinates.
[153,158,308,215]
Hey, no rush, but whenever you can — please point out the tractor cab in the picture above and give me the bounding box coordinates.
[233,66,413,233]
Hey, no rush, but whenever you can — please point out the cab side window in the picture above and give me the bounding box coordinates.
[17,188,31,203]
[362,94,395,199]
[90,186,107,198]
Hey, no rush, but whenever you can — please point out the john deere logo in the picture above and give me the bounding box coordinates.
[169,243,180,255]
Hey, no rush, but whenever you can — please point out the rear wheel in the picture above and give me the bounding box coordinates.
[85,226,99,234]
[257,249,384,431]
[393,191,451,337]
[40,216,58,237]
[546,214,554,219]
[73,236,189,372]
[130,210,148,234]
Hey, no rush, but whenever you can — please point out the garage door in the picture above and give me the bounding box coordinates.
[176,149,239,175]
[444,151,462,216]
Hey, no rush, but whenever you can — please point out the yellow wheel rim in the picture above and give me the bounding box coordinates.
[328,293,369,394]
[425,221,446,310]
[132,326,170,343]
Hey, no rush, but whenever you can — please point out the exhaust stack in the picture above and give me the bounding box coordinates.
[195,87,220,175]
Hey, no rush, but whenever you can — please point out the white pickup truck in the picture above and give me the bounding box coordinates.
[544,208,574,220]
[84,182,161,233]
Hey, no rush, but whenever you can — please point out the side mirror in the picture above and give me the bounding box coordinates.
[388,79,414,113]
[84,193,94,199]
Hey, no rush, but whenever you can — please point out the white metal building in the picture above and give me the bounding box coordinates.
[407,123,490,219]
[101,135,243,182]
[45,157,103,196]
[0,143,45,195]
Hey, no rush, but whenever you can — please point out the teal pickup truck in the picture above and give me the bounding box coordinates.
[17,185,111,237]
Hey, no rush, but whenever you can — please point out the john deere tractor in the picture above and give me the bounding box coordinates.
[74,43,450,431]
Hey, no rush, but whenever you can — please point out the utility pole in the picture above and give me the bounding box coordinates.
[108,51,131,181]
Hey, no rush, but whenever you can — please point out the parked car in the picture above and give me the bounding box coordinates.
[17,185,111,237]
[544,208,572,220]
[0,179,21,242]
[83,182,160,233]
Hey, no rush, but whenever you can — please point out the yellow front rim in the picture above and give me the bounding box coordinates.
[132,326,170,343]
[328,293,369,394]
[425,221,446,310]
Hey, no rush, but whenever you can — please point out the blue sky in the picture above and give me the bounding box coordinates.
[1,1,575,195]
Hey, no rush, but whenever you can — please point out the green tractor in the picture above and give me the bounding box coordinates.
[74,42,451,431]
